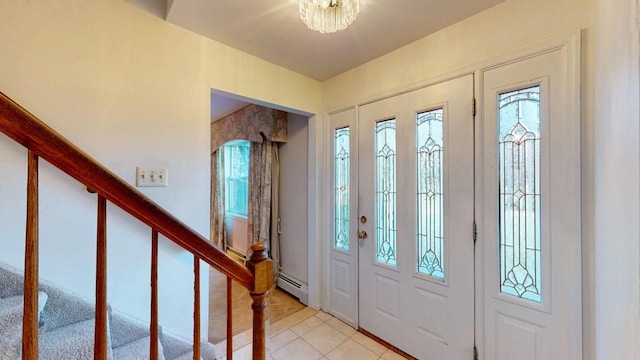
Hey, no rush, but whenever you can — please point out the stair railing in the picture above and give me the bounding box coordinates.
[0,92,272,360]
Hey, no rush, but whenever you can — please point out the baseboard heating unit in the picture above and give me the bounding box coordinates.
[277,272,308,305]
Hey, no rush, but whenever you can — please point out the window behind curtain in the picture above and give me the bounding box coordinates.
[222,140,250,217]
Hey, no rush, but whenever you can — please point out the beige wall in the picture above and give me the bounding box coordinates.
[0,0,320,339]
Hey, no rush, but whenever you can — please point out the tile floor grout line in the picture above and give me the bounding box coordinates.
[219,309,408,359]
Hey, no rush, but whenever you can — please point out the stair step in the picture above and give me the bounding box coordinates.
[0,292,48,359]
[113,335,165,360]
[39,318,114,360]
[0,263,215,360]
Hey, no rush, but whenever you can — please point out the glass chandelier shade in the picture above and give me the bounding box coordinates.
[299,0,360,34]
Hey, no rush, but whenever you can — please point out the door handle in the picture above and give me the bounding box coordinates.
[358,230,368,239]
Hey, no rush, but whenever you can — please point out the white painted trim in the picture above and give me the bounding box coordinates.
[473,68,484,356]
[321,110,332,312]
[637,0,640,328]
[318,113,331,311]
[307,114,322,309]
[352,104,360,327]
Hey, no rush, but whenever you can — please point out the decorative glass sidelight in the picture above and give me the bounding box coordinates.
[334,127,351,250]
[416,109,445,280]
[375,119,397,266]
[498,86,542,302]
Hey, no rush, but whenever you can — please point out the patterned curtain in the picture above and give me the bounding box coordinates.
[210,150,226,248]
[270,144,281,280]
[247,138,273,248]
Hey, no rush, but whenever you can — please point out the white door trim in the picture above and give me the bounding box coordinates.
[307,113,323,309]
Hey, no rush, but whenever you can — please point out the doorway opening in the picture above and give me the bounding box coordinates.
[207,90,312,344]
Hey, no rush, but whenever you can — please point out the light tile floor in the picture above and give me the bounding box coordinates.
[214,308,409,360]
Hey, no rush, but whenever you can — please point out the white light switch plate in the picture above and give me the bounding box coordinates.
[136,167,168,187]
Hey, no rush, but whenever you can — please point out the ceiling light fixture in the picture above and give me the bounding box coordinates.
[299,0,360,34]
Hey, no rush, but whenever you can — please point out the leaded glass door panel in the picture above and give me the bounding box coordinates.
[358,75,474,359]
[325,107,359,326]
[479,41,582,360]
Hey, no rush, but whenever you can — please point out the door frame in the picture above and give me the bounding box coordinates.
[320,30,582,357]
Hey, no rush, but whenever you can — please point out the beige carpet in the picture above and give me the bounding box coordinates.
[208,267,305,344]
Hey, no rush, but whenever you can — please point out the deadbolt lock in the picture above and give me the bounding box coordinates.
[360,216,367,223]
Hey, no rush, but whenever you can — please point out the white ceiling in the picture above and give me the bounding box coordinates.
[130,0,504,120]
[133,0,504,82]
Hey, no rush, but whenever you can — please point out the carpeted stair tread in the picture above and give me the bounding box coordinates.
[160,335,216,360]
[0,266,95,331]
[0,295,27,359]
[0,263,216,360]
[0,267,24,299]
[112,335,165,360]
[109,312,152,349]
[173,351,203,360]
[39,318,114,360]
[0,292,48,359]
[39,287,96,332]
[0,292,48,319]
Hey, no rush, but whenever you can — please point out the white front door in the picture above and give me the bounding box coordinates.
[324,35,581,360]
[357,75,475,359]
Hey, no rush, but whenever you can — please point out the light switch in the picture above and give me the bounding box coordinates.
[136,167,168,187]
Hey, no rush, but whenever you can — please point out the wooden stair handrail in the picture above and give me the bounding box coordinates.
[0,92,254,290]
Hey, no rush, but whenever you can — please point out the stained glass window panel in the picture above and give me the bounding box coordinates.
[334,127,350,250]
[416,109,444,280]
[498,86,542,303]
[375,119,397,266]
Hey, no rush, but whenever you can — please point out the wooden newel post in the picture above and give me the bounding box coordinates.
[247,242,273,360]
